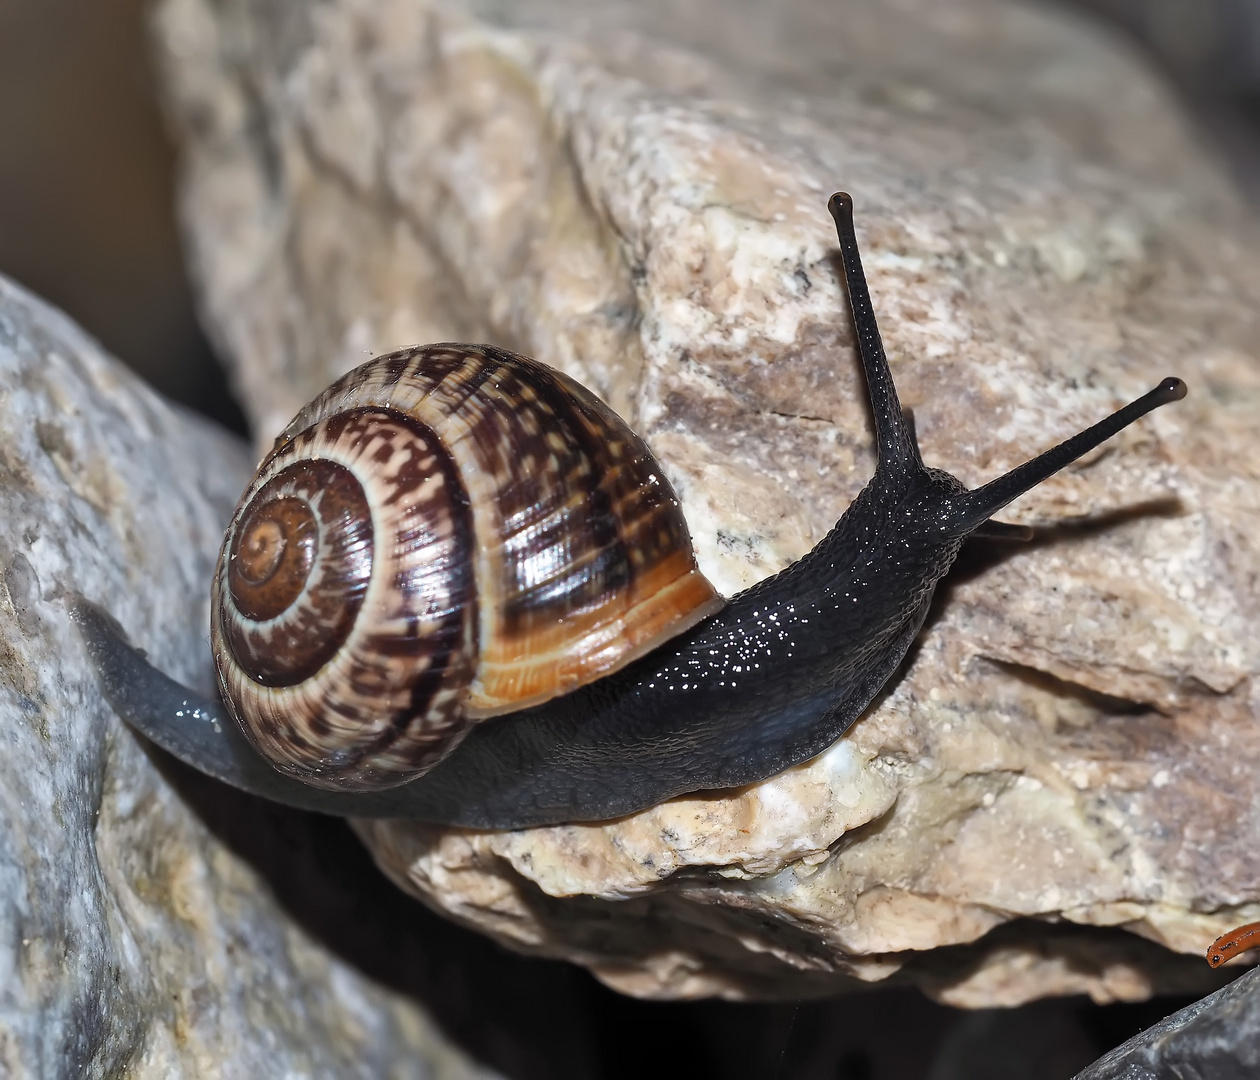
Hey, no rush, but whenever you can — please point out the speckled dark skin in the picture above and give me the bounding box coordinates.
[74,193,1186,829]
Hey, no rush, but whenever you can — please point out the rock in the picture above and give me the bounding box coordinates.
[151,0,1260,1003]
[1074,967,1260,1079]
[0,274,494,1078]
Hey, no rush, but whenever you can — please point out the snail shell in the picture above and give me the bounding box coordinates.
[211,345,723,791]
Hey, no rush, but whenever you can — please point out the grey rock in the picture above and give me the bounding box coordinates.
[0,274,493,1078]
[1074,968,1260,1080]
[151,0,1260,1005]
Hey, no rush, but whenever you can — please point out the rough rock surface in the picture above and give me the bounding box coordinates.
[0,275,493,1077]
[152,0,1260,1003]
[1074,966,1260,1079]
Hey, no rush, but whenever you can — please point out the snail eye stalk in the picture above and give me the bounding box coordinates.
[828,190,1185,539]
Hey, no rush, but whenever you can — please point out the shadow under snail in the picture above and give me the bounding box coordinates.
[74,193,1187,830]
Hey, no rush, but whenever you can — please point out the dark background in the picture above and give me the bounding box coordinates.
[2,1,1256,1076]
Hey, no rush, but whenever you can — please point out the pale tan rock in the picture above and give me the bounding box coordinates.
[152,0,1260,1003]
[0,274,495,1078]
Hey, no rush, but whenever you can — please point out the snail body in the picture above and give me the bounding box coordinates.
[75,193,1187,829]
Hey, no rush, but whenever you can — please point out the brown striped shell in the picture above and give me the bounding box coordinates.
[210,344,724,791]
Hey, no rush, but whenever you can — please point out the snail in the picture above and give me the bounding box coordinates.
[1207,922,1260,968]
[74,193,1187,829]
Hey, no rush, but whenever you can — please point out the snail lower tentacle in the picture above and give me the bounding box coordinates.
[76,193,1187,829]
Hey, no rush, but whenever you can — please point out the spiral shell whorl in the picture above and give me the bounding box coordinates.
[212,343,723,792]
[223,460,372,684]
[212,407,476,790]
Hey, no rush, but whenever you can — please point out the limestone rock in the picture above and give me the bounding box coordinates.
[0,274,493,1078]
[151,0,1260,1003]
